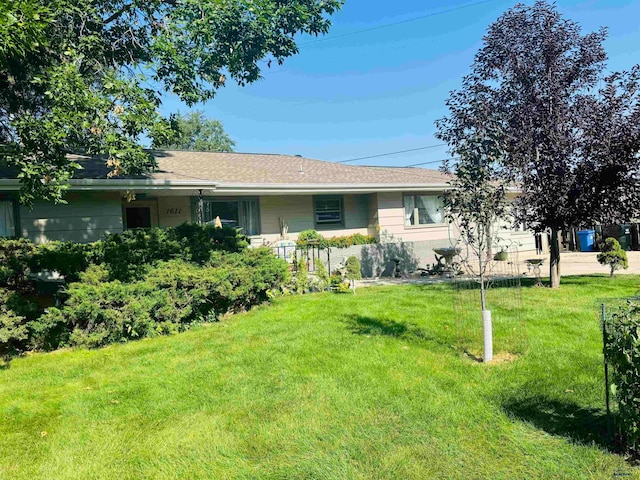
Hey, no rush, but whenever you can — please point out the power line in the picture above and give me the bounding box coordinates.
[404,157,460,168]
[297,0,499,48]
[262,0,500,75]
[337,144,447,163]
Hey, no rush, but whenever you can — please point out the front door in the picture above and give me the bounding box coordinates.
[125,207,151,229]
[123,200,159,229]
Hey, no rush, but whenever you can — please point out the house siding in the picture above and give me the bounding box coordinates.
[19,192,123,243]
[131,193,373,243]
[157,196,192,227]
[376,191,455,244]
[258,194,372,243]
[11,188,538,254]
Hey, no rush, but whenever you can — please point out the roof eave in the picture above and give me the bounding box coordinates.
[0,179,521,195]
[0,179,219,191]
[212,183,451,194]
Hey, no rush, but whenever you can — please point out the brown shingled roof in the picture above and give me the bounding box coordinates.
[149,151,451,185]
[0,151,452,187]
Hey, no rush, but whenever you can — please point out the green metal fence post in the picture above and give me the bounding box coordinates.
[601,303,612,441]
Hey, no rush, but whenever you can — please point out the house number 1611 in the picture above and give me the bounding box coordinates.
[166,208,182,215]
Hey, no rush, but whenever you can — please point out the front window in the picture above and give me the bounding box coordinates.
[0,200,16,237]
[314,196,343,227]
[404,194,444,227]
[200,198,260,235]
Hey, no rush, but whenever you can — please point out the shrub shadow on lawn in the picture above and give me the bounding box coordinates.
[502,395,615,452]
[344,315,451,349]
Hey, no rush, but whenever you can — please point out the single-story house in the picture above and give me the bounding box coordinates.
[0,151,537,275]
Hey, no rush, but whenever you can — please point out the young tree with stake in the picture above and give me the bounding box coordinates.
[437,100,510,362]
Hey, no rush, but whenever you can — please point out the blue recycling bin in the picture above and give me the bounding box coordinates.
[577,229,595,252]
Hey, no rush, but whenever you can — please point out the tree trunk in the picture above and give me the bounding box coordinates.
[479,274,487,311]
[550,229,561,288]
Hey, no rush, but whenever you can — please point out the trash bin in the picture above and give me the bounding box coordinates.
[619,224,632,251]
[577,229,596,252]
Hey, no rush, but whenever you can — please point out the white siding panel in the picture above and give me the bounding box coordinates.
[20,193,123,243]
[260,195,315,236]
[343,194,370,229]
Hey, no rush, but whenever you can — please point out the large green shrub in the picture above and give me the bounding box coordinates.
[95,227,182,281]
[2,227,277,352]
[597,237,629,277]
[0,288,39,356]
[96,224,248,281]
[173,223,248,263]
[31,241,94,282]
[38,249,289,349]
[0,238,37,291]
[605,301,640,454]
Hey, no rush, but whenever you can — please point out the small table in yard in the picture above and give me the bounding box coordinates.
[525,259,544,287]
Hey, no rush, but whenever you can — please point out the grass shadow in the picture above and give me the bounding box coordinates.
[344,315,452,350]
[346,315,418,338]
[502,395,615,452]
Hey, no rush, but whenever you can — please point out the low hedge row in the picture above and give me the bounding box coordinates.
[296,230,376,248]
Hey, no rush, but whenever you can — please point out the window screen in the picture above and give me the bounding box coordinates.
[314,196,343,226]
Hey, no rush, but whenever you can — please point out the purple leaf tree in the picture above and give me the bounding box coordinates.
[437,1,640,288]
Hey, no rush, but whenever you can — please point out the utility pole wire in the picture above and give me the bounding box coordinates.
[298,0,500,47]
[337,144,447,163]
[404,157,460,168]
[262,0,500,75]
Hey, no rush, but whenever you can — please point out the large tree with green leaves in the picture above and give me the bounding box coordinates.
[437,1,640,288]
[153,111,235,152]
[0,0,342,204]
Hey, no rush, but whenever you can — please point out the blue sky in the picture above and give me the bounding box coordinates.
[159,0,640,168]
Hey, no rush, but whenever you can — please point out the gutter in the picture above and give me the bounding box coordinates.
[0,179,219,191]
[0,178,521,195]
[205,183,452,194]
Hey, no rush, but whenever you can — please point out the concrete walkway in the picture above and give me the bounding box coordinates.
[357,251,640,287]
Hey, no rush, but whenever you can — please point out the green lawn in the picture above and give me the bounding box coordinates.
[1,276,639,479]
